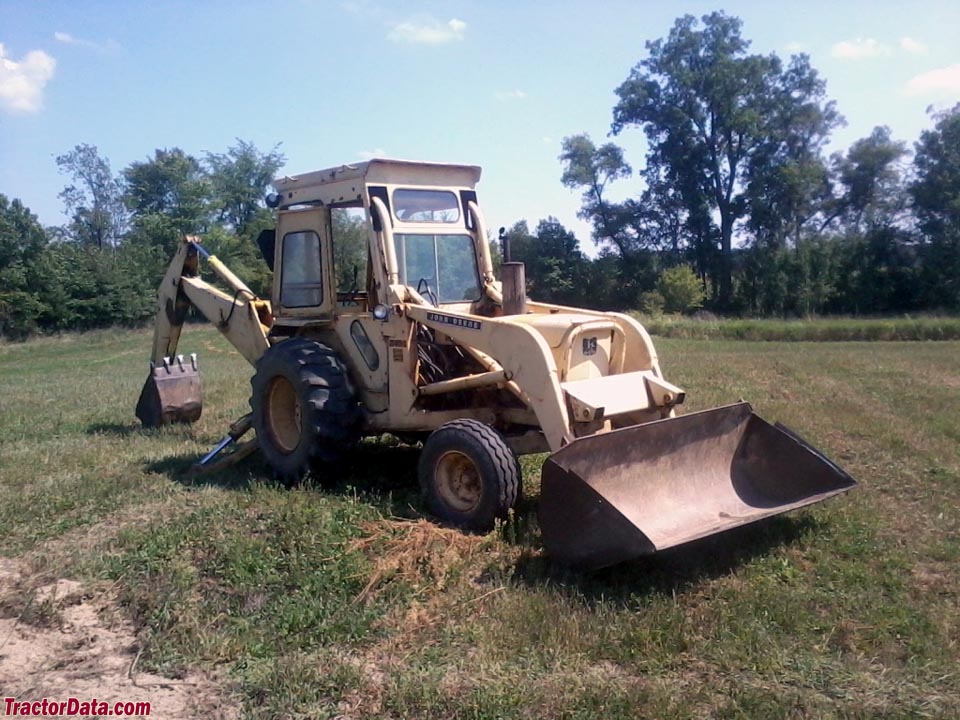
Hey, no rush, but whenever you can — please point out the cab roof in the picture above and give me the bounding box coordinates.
[272,158,482,209]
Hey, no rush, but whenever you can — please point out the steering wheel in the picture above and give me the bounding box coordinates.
[417,278,439,306]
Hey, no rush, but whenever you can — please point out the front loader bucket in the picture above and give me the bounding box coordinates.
[135,355,202,428]
[539,402,856,570]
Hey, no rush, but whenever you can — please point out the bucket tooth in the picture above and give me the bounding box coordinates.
[539,402,856,569]
[135,356,203,428]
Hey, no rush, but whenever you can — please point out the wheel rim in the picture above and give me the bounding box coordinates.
[265,376,301,454]
[435,451,483,513]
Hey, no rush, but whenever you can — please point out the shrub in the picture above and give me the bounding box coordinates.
[638,290,666,315]
[656,265,705,314]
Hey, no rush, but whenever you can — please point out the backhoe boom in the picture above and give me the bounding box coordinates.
[136,236,272,427]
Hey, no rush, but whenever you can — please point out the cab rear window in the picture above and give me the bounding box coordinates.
[393,189,460,223]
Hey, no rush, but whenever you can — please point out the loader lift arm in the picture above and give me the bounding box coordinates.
[136,236,273,428]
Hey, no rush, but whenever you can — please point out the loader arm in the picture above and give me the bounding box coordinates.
[405,304,574,450]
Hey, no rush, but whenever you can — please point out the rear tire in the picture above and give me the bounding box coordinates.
[250,338,362,482]
[418,420,521,532]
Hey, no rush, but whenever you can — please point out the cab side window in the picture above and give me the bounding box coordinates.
[280,231,323,307]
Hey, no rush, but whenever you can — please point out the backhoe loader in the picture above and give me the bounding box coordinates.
[136,159,855,569]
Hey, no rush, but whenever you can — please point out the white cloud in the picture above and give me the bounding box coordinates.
[900,37,928,54]
[357,148,387,160]
[495,89,527,101]
[905,64,960,98]
[54,31,119,54]
[0,43,56,114]
[831,38,891,60]
[388,17,466,45]
[54,31,80,45]
[340,1,385,21]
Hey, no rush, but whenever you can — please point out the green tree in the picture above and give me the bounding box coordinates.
[910,104,960,309]
[33,242,159,331]
[739,127,907,316]
[833,228,918,314]
[584,251,653,311]
[559,135,635,257]
[530,218,589,305]
[500,220,534,265]
[205,139,285,236]
[609,12,840,306]
[0,194,47,270]
[55,144,127,248]
[501,218,591,306]
[746,54,840,249]
[559,134,711,278]
[123,148,211,254]
[0,195,50,337]
[824,126,908,233]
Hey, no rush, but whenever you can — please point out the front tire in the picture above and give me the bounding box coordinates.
[418,420,521,532]
[250,338,362,482]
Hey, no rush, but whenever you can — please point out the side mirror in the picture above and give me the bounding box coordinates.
[256,229,276,271]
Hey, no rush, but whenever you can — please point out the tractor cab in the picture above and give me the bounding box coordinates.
[269,159,494,322]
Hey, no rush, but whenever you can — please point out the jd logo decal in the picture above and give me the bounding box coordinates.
[426,312,482,331]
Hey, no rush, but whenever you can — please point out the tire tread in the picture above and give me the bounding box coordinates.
[251,338,362,481]
[419,419,520,531]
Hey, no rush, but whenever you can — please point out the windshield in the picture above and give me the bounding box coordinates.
[394,233,481,303]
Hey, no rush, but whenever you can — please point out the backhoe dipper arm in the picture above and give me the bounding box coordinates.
[148,236,272,367]
[147,237,195,366]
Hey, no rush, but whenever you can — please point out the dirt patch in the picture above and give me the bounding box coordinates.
[0,558,237,719]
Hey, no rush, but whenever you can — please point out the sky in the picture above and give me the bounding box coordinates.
[1,0,959,251]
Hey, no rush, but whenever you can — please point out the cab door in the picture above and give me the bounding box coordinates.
[273,208,335,320]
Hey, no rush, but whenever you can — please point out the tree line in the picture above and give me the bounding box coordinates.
[548,12,960,316]
[1,11,959,339]
[0,140,283,338]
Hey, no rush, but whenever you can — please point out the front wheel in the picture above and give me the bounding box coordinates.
[418,420,521,532]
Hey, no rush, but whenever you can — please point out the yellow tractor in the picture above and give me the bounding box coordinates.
[136,159,855,569]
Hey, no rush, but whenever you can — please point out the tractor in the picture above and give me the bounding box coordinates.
[136,159,855,569]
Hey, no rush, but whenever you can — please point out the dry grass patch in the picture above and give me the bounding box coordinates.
[351,518,502,604]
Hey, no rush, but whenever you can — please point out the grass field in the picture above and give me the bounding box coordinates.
[634,313,960,342]
[1,326,958,719]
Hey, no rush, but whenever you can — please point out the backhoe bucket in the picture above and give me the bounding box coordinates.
[135,355,202,428]
[539,402,856,569]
